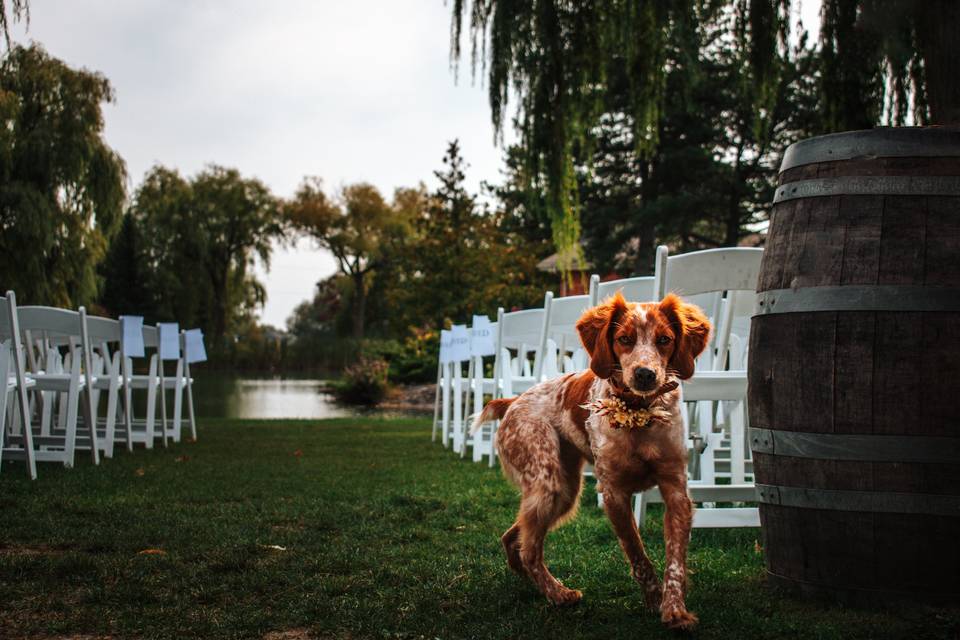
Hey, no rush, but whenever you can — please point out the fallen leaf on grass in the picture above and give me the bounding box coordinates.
[263,630,312,640]
[754,540,763,555]
[292,449,303,458]
[174,455,191,463]
[134,468,145,477]
[259,544,287,552]
[137,548,166,556]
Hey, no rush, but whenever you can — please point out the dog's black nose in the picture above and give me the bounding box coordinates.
[633,367,657,390]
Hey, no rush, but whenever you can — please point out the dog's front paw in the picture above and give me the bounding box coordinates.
[547,586,583,606]
[660,606,698,631]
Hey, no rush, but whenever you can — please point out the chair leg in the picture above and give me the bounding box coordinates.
[158,369,169,449]
[440,364,450,448]
[145,380,157,450]
[431,363,441,443]
[171,360,184,443]
[633,492,649,529]
[81,386,101,465]
[185,377,197,441]
[63,380,80,469]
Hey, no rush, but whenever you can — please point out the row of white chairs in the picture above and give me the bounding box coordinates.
[1,291,206,480]
[432,245,763,528]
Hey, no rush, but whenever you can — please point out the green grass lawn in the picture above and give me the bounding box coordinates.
[1,418,957,640]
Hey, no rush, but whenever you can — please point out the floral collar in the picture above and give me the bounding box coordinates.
[582,380,678,430]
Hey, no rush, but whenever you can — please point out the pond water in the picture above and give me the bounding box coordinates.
[188,374,426,420]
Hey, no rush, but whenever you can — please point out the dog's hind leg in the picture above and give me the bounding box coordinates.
[501,522,524,575]
[516,459,584,606]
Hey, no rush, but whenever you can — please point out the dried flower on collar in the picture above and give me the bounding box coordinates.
[581,395,672,430]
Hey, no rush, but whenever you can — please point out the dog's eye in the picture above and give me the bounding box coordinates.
[656,335,672,346]
[617,335,634,345]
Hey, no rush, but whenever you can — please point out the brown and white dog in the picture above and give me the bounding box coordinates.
[474,292,710,630]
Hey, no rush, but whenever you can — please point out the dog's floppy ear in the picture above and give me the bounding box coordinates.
[576,292,628,379]
[658,293,711,380]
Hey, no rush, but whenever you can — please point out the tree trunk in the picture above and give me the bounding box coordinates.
[210,269,229,340]
[917,0,960,126]
[351,272,366,339]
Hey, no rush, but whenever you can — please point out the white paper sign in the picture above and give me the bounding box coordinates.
[470,315,496,357]
[119,316,145,358]
[157,322,181,360]
[184,328,207,364]
[450,324,471,362]
[439,329,452,364]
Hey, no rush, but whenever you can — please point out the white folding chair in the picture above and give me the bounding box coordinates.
[589,275,655,306]
[465,316,498,461]
[127,322,162,448]
[0,291,37,479]
[538,294,592,378]
[432,329,452,444]
[181,328,206,442]
[492,300,548,399]
[448,324,472,455]
[484,301,548,467]
[633,245,763,528]
[16,304,100,468]
[156,322,186,444]
[84,315,131,457]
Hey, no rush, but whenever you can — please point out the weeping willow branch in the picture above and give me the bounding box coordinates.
[450,0,789,264]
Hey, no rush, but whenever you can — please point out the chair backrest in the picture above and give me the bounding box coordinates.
[18,304,95,386]
[590,275,655,306]
[182,328,208,364]
[0,293,20,342]
[654,246,763,299]
[542,293,593,376]
[85,315,122,343]
[16,305,84,337]
[449,324,471,364]
[546,294,591,331]
[469,316,496,358]
[653,246,763,372]
[498,307,546,350]
[142,325,159,349]
[157,322,181,361]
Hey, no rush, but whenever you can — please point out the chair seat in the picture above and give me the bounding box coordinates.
[92,375,124,390]
[7,375,36,391]
[160,377,193,389]
[31,373,95,393]
[682,370,747,401]
[127,375,159,389]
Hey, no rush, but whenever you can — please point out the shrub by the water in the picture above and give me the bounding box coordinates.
[332,356,390,405]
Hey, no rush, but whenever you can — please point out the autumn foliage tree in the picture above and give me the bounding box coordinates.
[286,180,413,339]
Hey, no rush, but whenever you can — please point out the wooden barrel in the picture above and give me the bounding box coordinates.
[748,127,960,604]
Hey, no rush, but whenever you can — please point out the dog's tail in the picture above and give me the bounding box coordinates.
[469,397,516,434]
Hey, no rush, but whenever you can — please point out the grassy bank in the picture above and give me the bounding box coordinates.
[0,418,957,639]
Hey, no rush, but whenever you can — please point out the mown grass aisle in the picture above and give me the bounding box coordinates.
[0,418,957,639]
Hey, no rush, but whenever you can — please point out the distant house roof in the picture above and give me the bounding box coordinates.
[536,246,594,273]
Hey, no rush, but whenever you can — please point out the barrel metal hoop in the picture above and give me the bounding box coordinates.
[748,427,960,464]
[780,128,960,172]
[774,176,960,203]
[753,285,960,316]
[755,484,960,517]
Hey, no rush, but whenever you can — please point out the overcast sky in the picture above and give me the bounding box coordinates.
[10,0,511,327]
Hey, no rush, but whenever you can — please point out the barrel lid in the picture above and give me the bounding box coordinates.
[780,127,960,172]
